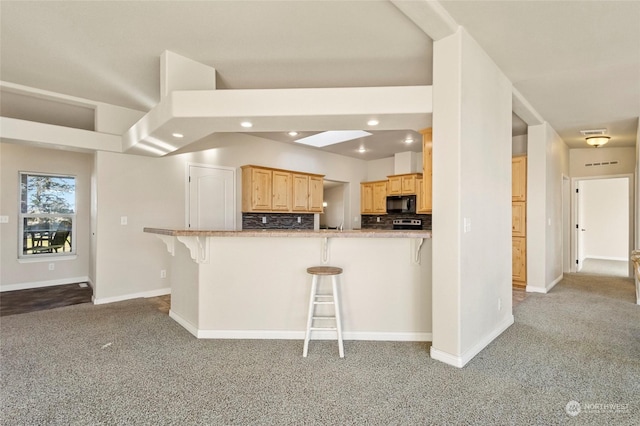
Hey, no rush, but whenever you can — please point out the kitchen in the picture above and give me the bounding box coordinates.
[144,129,433,342]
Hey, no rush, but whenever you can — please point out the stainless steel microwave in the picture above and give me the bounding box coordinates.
[386,195,416,214]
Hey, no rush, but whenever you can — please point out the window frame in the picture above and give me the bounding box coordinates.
[18,171,77,259]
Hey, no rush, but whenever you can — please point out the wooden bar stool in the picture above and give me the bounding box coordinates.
[303,266,344,358]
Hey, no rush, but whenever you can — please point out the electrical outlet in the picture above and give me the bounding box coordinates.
[463,217,471,233]
[48,263,55,271]
[297,216,301,223]
[160,270,166,279]
[262,217,267,224]
[376,217,381,223]
[498,298,502,311]
[120,216,128,225]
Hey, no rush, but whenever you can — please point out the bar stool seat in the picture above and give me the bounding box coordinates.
[303,266,344,358]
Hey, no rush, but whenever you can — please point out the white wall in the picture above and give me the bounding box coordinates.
[526,123,570,293]
[91,133,371,302]
[321,184,346,229]
[570,147,636,177]
[512,135,527,156]
[366,157,394,181]
[580,178,629,261]
[0,143,92,289]
[431,28,513,367]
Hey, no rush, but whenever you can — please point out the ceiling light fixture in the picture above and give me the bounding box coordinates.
[367,119,379,126]
[357,147,367,153]
[240,121,253,128]
[171,133,184,139]
[288,131,298,137]
[404,137,414,144]
[586,136,610,148]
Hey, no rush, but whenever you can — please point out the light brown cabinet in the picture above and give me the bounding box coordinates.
[242,165,323,213]
[418,128,433,213]
[272,170,292,211]
[512,155,527,202]
[242,166,272,212]
[360,180,387,214]
[512,156,527,288]
[512,237,526,283]
[387,173,421,195]
[512,201,526,238]
[292,174,309,211]
[308,175,324,213]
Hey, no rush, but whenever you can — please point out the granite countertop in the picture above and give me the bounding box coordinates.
[144,227,432,239]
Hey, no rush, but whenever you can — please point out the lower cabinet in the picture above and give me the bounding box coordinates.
[512,237,526,287]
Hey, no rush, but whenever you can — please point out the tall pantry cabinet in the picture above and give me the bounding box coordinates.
[512,156,527,288]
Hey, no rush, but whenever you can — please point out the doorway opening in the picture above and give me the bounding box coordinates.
[573,175,633,277]
[320,180,348,230]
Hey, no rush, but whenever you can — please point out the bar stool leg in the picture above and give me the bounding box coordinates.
[332,275,344,358]
[303,274,318,357]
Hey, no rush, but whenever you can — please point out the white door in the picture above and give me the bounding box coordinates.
[188,165,235,230]
[576,181,585,271]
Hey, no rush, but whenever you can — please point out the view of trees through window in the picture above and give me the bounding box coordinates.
[20,173,76,256]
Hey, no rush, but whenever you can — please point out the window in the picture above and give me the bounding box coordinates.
[19,172,76,258]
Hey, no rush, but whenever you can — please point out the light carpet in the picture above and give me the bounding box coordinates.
[1,274,638,425]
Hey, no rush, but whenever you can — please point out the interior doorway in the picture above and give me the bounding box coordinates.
[320,180,347,229]
[573,175,632,277]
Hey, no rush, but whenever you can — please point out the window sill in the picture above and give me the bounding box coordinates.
[18,255,78,264]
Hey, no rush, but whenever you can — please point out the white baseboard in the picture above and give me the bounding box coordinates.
[0,276,90,292]
[93,287,171,305]
[169,310,199,338]
[526,273,563,294]
[430,314,514,368]
[585,256,629,262]
[166,313,433,342]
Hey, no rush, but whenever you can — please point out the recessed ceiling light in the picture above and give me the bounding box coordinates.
[295,130,371,148]
[357,147,367,153]
[240,121,253,128]
[367,119,379,126]
[404,137,414,144]
[172,133,184,139]
[288,131,298,137]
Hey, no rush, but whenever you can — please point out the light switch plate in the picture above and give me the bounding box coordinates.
[120,216,128,225]
[0,216,8,223]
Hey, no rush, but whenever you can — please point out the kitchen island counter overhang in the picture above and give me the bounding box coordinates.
[144,228,433,342]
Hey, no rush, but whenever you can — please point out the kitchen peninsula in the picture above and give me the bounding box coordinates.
[145,228,432,342]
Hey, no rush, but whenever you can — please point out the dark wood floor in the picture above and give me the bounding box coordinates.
[1,284,528,317]
[0,283,93,317]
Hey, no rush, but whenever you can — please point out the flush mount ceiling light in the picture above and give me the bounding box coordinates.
[288,131,298,137]
[586,136,610,148]
[171,132,184,139]
[367,119,379,126]
[240,121,253,128]
[295,130,371,148]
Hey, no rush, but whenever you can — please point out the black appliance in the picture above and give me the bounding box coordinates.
[386,195,416,214]
[392,219,422,230]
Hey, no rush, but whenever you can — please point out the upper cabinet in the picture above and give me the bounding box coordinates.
[242,165,324,213]
[308,175,324,213]
[360,180,387,214]
[418,128,432,213]
[387,173,422,196]
[512,156,527,201]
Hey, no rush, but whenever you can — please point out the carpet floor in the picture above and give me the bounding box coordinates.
[1,273,638,425]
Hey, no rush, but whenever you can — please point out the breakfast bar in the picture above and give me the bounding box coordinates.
[144,228,432,342]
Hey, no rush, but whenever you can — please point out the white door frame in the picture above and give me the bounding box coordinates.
[570,173,634,276]
[185,163,237,229]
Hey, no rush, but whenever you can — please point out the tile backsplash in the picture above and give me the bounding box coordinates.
[361,214,432,230]
[242,213,314,230]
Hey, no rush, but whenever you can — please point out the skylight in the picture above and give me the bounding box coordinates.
[295,130,372,148]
